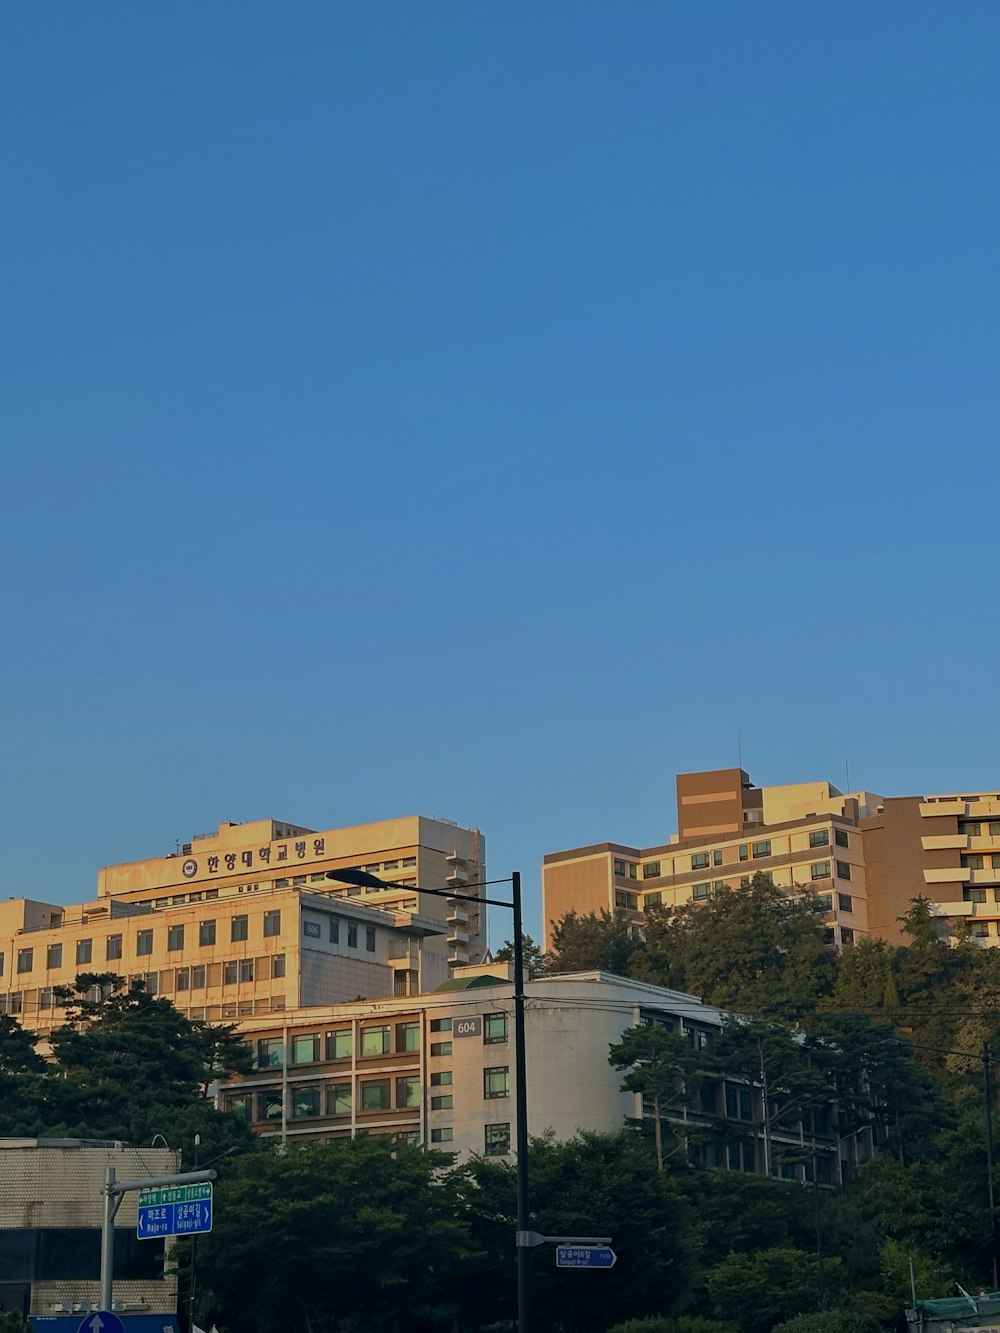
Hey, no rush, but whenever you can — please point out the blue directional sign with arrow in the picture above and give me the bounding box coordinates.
[76,1312,126,1333]
[136,1181,213,1238]
[555,1245,617,1269]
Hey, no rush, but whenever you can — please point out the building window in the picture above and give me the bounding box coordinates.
[347,923,358,948]
[17,949,33,974]
[484,1013,508,1044]
[739,845,749,861]
[430,1128,454,1143]
[328,1083,352,1116]
[838,894,853,913]
[136,930,153,957]
[167,925,185,952]
[815,893,833,911]
[613,860,626,876]
[971,922,990,938]
[263,910,281,937]
[835,829,849,848]
[292,1034,320,1064]
[823,926,836,945]
[46,944,62,969]
[293,1086,320,1119]
[484,1066,510,1099]
[361,1079,391,1112]
[430,1041,453,1057]
[752,841,772,858]
[485,1123,511,1156]
[692,883,710,900]
[0,953,4,977]
[77,939,93,964]
[964,887,987,904]
[199,920,216,947]
[175,968,190,992]
[430,1071,452,1086]
[614,890,638,910]
[396,1022,419,1053]
[713,848,724,866]
[397,1076,421,1109]
[225,1092,253,1122]
[430,1018,452,1032]
[645,891,662,908]
[692,852,711,870]
[841,927,855,945]
[256,1038,284,1069]
[431,1094,453,1110]
[191,965,206,988]
[106,935,122,961]
[811,862,831,881]
[223,961,238,985]
[273,954,286,978]
[239,959,254,982]
[809,830,830,848]
[231,915,249,942]
[643,862,661,879]
[960,821,982,837]
[836,861,852,880]
[725,1086,754,1120]
[361,1026,391,1057]
[329,918,340,944]
[327,1029,353,1059]
[365,927,376,952]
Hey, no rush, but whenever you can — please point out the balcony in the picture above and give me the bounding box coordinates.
[447,906,470,927]
[923,867,972,885]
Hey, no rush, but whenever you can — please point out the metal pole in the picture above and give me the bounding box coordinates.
[984,1040,998,1289]
[513,871,532,1333]
[100,1166,116,1311]
[189,1134,200,1331]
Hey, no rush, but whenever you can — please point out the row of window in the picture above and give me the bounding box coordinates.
[963,887,1000,903]
[304,918,376,951]
[814,893,854,913]
[229,1070,510,1121]
[255,1014,509,1068]
[3,912,282,977]
[962,854,1000,870]
[633,830,853,884]
[959,821,1000,838]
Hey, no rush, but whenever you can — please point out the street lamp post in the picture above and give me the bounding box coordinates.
[882,1037,997,1287]
[326,866,532,1332]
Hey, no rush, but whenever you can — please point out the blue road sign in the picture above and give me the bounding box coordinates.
[77,1312,126,1333]
[555,1245,617,1269]
[137,1182,213,1239]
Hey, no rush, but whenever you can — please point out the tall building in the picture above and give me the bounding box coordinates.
[543,768,1000,951]
[543,768,879,952]
[0,815,486,1034]
[863,790,1000,944]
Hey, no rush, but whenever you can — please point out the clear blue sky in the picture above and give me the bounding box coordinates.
[2,3,998,945]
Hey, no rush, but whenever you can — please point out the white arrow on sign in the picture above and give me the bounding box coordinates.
[86,1318,104,1332]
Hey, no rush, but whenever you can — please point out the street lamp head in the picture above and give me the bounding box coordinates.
[325,866,389,890]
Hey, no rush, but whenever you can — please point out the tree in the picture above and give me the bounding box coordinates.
[707,1020,831,1177]
[0,1013,45,1074]
[196,1136,478,1333]
[609,1023,702,1169]
[706,1247,847,1333]
[547,909,642,976]
[42,974,254,1150]
[494,932,547,976]
[636,876,837,1021]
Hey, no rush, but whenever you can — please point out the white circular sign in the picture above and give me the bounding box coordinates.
[182,858,198,878]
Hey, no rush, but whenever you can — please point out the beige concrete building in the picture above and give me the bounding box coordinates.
[0,1138,179,1328]
[213,968,866,1183]
[0,815,486,1034]
[543,768,879,952]
[863,790,1000,945]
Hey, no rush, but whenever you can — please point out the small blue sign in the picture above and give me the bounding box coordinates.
[555,1245,617,1269]
[137,1195,212,1238]
[77,1313,126,1333]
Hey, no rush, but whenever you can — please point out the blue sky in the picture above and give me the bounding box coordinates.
[2,3,998,945]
